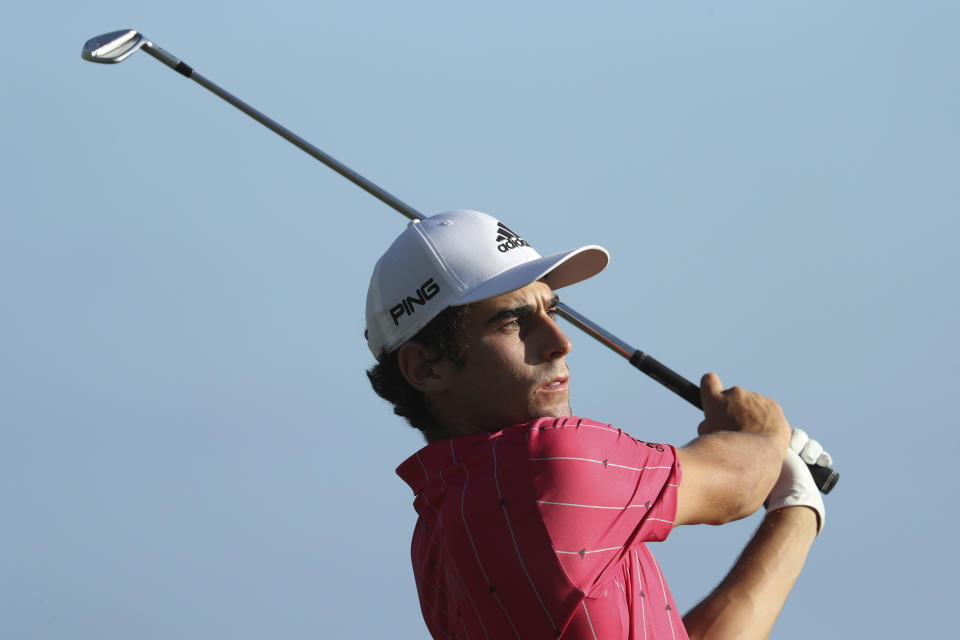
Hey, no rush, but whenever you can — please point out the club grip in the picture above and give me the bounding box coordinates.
[808,463,839,494]
[629,350,703,408]
[628,350,838,494]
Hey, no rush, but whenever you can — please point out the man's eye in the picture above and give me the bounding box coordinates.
[502,318,521,331]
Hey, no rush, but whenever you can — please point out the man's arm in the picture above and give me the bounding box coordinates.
[674,373,791,526]
[674,375,830,640]
[682,506,818,639]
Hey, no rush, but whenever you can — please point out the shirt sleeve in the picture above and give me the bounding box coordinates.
[524,418,681,595]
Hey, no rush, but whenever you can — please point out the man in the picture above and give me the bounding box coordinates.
[365,210,830,639]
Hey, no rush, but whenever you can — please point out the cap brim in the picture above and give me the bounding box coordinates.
[451,245,609,306]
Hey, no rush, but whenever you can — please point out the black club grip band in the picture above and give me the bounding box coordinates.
[628,350,838,494]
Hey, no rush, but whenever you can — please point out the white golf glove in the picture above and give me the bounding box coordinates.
[764,428,831,534]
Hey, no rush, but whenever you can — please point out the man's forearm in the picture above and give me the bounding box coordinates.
[675,374,793,527]
[676,430,788,525]
[682,507,818,640]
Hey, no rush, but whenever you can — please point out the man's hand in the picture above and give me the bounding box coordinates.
[765,428,831,534]
[679,381,827,639]
[698,373,791,444]
[675,374,793,526]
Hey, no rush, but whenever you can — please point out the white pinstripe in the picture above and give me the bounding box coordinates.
[415,451,430,482]
[529,456,672,473]
[634,548,647,640]
[443,559,480,640]
[421,497,442,519]
[420,490,489,640]
[416,547,472,640]
[537,418,621,434]
[423,496,443,520]
[581,600,599,640]
[459,460,521,639]
[420,575,450,597]
[419,589,475,640]
[649,546,677,640]
[419,596,452,620]
[608,463,672,472]
[458,612,473,640]
[577,422,620,433]
[411,523,426,569]
[407,421,680,639]
[556,546,623,556]
[536,499,652,510]
[492,438,558,631]
[529,455,602,464]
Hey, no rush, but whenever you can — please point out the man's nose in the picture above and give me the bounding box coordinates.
[537,313,572,361]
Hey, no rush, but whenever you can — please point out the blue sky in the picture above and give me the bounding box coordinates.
[2,2,957,637]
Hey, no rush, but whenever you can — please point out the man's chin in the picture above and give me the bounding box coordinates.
[530,401,572,420]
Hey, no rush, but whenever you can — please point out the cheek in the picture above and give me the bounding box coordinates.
[463,351,529,398]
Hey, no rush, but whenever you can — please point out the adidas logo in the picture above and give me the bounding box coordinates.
[495,221,530,253]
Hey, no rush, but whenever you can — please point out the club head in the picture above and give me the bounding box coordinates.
[82,30,147,63]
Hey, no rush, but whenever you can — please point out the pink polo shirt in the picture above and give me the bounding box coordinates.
[396,416,688,639]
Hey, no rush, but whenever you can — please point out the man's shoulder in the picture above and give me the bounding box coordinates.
[397,417,674,491]
[517,416,665,455]
[505,417,680,490]
[520,416,610,447]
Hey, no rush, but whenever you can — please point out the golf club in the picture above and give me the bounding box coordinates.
[81,29,838,494]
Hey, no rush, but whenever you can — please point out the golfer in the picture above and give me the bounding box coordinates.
[365,210,829,639]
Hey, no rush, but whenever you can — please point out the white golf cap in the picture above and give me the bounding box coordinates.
[365,210,609,358]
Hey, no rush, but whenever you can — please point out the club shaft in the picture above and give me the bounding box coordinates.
[557,302,702,406]
[558,302,838,493]
[135,38,837,494]
[142,43,422,221]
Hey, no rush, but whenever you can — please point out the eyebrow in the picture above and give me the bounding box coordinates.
[483,294,560,327]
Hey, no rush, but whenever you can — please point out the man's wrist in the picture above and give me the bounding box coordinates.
[763,504,819,539]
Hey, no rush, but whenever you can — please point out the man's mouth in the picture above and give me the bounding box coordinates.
[540,377,569,392]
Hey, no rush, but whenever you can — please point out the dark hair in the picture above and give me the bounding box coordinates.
[366,305,470,442]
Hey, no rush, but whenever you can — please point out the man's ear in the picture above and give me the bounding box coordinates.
[397,342,451,393]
